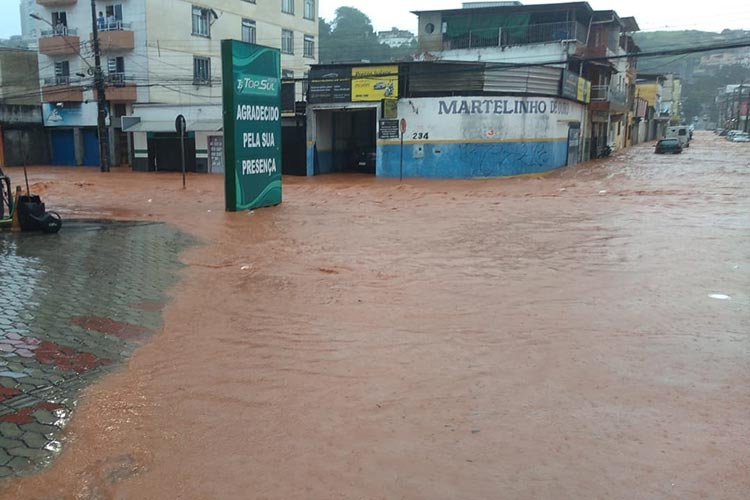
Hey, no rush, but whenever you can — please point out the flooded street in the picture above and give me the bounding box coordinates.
[1,132,748,499]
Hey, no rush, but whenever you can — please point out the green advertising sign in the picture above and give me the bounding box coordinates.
[222,40,282,211]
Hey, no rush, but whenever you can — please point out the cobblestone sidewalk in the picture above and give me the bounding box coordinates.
[0,220,193,477]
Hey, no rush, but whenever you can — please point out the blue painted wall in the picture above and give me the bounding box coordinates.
[377,140,568,178]
[82,129,100,167]
[50,130,76,166]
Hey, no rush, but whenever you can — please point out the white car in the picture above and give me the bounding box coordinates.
[726,129,743,140]
[731,132,749,142]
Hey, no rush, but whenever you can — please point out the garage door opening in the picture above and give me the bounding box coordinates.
[314,108,377,175]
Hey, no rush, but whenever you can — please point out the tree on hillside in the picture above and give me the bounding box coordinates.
[319,7,396,63]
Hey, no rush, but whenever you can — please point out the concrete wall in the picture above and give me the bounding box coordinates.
[2,126,49,166]
[435,42,570,66]
[416,12,443,52]
[377,96,586,178]
[133,131,148,171]
[0,48,40,106]
[0,104,42,125]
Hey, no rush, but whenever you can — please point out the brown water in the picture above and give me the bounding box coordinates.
[2,132,748,499]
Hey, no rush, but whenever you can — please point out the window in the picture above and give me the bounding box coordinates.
[108,56,125,84]
[103,4,124,31]
[242,19,256,44]
[282,0,294,15]
[281,29,294,54]
[193,56,211,85]
[304,0,315,20]
[303,35,314,58]
[51,12,67,35]
[192,6,210,37]
[54,60,70,85]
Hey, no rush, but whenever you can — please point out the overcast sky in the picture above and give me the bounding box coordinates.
[1,0,749,38]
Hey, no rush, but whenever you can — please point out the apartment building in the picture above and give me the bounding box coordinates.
[28,0,318,170]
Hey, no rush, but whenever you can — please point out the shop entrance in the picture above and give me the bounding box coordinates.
[148,132,196,172]
[313,108,377,175]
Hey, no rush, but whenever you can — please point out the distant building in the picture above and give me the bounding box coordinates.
[636,74,672,141]
[716,84,750,132]
[698,50,750,70]
[18,0,38,49]
[377,28,415,49]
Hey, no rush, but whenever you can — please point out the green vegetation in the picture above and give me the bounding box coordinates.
[319,7,416,64]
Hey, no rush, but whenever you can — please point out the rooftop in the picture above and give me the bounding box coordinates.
[412,1,594,18]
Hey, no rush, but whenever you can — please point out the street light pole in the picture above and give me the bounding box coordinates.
[90,0,110,172]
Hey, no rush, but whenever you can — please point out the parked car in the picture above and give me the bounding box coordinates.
[726,129,743,140]
[730,132,750,142]
[655,138,683,154]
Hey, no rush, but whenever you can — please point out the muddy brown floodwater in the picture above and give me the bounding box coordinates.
[1,132,748,499]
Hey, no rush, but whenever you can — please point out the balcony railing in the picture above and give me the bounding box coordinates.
[591,85,627,107]
[97,73,137,101]
[44,76,74,86]
[106,72,134,86]
[40,27,78,38]
[41,76,83,102]
[98,21,133,32]
[96,24,135,51]
[442,21,587,51]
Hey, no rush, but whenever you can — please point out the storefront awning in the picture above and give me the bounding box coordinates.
[122,121,176,133]
[188,120,223,131]
[123,120,223,133]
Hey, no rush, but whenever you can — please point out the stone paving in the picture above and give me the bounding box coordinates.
[0,220,193,478]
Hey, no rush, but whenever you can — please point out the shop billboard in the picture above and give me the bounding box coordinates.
[221,40,282,212]
[308,67,352,103]
[352,65,398,102]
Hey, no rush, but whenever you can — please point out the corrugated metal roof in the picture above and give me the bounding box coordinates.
[408,63,485,94]
[483,66,562,95]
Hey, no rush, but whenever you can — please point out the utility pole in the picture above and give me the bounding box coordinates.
[90,0,110,172]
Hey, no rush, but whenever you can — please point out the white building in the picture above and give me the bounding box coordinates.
[28,0,319,170]
[376,28,415,49]
[19,0,39,48]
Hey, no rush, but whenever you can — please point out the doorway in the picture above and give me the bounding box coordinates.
[332,109,377,174]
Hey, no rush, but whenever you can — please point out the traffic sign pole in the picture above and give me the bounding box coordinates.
[176,114,187,189]
[399,118,406,182]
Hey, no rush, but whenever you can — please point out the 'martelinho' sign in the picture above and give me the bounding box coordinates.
[222,39,282,211]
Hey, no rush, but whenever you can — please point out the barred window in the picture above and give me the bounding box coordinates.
[192,6,210,37]
[193,56,211,85]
